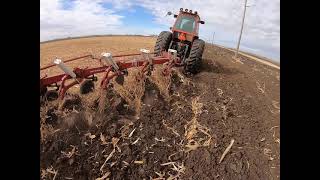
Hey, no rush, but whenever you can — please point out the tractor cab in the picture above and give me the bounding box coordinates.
[171,8,205,43]
[174,15,196,33]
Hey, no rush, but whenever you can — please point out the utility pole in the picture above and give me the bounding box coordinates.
[212,32,215,45]
[234,0,248,59]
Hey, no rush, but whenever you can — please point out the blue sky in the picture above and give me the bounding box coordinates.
[118,6,152,26]
[40,0,280,62]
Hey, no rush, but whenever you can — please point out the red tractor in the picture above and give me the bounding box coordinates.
[154,8,205,74]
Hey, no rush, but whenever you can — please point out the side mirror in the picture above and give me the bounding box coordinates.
[174,14,178,18]
[166,11,172,16]
[199,20,205,24]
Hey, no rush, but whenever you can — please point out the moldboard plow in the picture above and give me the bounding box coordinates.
[40,49,180,109]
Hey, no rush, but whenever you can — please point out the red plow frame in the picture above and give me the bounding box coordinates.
[40,49,180,100]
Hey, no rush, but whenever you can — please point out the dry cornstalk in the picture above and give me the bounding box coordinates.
[168,152,178,161]
[46,166,58,180]
[217,88,223,97]
[256,81,265,94]
[160,162,176,166]
[162,120,180,137]
[96,172,110,180]
[85,132,96,139]
[100,137,120,171]
[100,149,115,171]
[53,170,58,180]
[134,160,144,164]
[270,126,279,131]
[61,145,76,159]
[155,137,165,142]
[128,128,136,138]
[112,137,121,152]
[132,137,140,145]
[185,140,200,152]
[100,133,108,145]
[155,171,165,178]
[219,139,235,164]
[272,101,280,109]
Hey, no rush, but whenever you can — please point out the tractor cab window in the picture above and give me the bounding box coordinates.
[174,16,196,33]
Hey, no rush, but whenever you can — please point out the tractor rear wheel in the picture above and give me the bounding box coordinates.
[154,31,172,55]
[184,39,205,74]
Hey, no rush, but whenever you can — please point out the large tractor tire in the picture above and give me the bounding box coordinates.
[185,39,205,74]
[154,31,172,56]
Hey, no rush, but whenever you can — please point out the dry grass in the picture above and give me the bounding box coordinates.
[149,66,173,101]
[113,69,146,114]
[256,81,266,94]
[41,166,58,179]
[175,69,194,87]
[40,101,59,141]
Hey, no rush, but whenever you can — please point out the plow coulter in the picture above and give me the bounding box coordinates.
[40,49,180,110]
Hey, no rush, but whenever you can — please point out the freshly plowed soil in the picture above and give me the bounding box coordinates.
[40,36,280,180]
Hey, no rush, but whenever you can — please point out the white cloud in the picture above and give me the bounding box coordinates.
[40,0,125,41]
[103,0,134,10]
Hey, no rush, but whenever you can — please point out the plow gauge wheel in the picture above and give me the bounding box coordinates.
[80,80,95,94]
[45,90,59,101]
[115,75,124,86]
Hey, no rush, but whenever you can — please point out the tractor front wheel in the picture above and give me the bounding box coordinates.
[154,31,172,56]
[184,39,205,74]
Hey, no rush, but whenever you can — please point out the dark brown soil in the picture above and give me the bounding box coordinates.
[40,44,280,180]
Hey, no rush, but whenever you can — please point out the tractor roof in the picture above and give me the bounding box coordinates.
[178,8,200,18]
